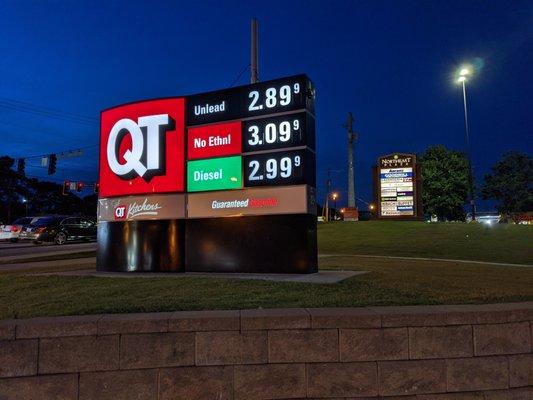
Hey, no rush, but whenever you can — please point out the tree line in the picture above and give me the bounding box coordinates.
[419,146,532,222]
[1,150,531,224]
[0,156,96,223]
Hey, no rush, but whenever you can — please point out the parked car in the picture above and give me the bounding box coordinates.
[0,217,39,242]
[18,216,97,245]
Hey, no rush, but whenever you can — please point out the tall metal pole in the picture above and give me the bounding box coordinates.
[345,113,356,208]
[251,18,258,84]
[461,80,476,221]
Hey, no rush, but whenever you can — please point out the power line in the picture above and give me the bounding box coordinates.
[0,97,98,126]
[229,64,251,87]
[9,144,98,160]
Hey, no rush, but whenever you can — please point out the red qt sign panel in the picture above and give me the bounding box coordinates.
[99,98,186,197]
[187,121,241,160]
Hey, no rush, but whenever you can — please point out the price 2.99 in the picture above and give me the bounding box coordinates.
[244,150,313,187]
[248,155,301,181]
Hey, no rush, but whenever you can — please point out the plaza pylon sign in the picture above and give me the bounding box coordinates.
[97,75,317,273]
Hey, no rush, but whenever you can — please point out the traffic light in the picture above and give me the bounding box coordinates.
[62,180,71,195]
[48,154,57,175]
[17,158,25,174]
[76,181,84,192]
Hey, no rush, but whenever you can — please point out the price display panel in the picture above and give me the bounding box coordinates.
[243,149,315,188]
[187,74,315,126]
[242,112,315,153]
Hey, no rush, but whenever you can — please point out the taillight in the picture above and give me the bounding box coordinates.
[11,226,19,232]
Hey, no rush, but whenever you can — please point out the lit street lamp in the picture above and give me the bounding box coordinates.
[456,66,476,221]
[331,192,339,219]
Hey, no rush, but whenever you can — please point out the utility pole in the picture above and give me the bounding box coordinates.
[323,170,332,222]
[251,18,259,83]
[344,112,357,208]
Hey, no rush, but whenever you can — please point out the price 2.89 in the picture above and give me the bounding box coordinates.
[248,83,300,112]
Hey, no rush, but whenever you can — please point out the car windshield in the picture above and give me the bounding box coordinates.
[29,217,63,226]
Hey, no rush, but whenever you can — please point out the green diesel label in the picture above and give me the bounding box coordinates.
[187,156,242,192]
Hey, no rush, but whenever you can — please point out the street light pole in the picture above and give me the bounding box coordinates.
[458,69,476,221]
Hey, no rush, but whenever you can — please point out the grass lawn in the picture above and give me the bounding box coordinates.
[1,255,532,319]
[319,221,533,264]
[0,221,531,319]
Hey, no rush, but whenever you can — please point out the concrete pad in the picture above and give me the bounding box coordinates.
[33,269,367,284]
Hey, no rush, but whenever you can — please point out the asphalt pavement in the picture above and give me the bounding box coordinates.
[0,241,97,259]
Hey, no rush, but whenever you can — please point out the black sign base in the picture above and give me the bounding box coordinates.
[97,215,317,274]
[96,220,185,272]
[185,214,317,273]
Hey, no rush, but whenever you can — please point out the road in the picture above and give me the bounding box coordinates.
[0,241,97,259]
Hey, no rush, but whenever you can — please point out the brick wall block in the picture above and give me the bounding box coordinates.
[307,362,378,398]
[0,339,38,378]
[368,306,448,327]
[0,321,15,340]
[307,307,381,329]
[482,387,533,399]
[120,332,194,369]
[39,335,119,374]
[269,329,338,363]
[98,312,170,334]
[159,366,233,400]
[473,322,531,356]
[417,392,484,399]
[234,363,306,400]
[16,315,100,338]
[196,330,267,365]
[409,325,473,359]
[340,327,408,362]
[378,359,446,396]
[79,369,158,400]
[169,310,239,332]
[509,354,533,387]
[241,308,310,330]
[0,373,77,400]
[447,356,508,392]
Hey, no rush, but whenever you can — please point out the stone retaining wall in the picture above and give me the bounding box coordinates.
[1,303,532,399]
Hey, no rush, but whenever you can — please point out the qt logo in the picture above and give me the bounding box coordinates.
[107,114,175,181]
[114,205,126,220]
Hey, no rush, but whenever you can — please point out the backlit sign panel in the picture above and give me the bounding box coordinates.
[377,154,416,217]
[186,74,315,126]
[97,194,186,222]
[242,112,314,153]
[187,156,243,192]
[188,121,242,160]
[187,185,316,218]
[99,98,185,198]
[243,149,315,188]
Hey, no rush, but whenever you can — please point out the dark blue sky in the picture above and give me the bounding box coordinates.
[1,0,531,210]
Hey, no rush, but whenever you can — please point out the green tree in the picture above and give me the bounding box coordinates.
[0,156,30,223]
[482,152,532,222]
[419,145,469,221]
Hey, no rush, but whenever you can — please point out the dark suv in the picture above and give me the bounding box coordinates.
[19,216,97,245]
